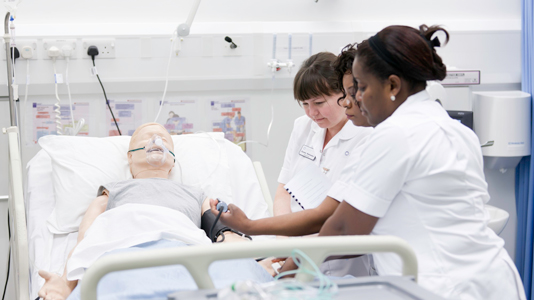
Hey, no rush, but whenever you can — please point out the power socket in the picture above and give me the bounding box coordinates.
[42,39,77,59]
[2,39,37,60]
[82,39,115,59]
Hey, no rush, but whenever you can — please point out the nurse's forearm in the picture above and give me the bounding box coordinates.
[319,201,378,237]
[245,197,339,236]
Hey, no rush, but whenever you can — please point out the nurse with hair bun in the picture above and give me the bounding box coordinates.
[318,24,526,299]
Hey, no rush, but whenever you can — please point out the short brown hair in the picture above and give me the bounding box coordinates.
[293,52,341,102]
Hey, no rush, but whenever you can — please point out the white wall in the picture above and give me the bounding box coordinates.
[0,0,524,298]
[0,0,521,34]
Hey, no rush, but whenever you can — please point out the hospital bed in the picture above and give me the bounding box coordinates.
[4,125,441,300]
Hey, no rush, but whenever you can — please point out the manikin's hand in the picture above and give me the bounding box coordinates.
[277,257,298,278]
[209,198,251,234]
[38,270,72,300]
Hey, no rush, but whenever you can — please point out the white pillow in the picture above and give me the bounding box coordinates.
[39,133,234,234]
[168,133,233,205]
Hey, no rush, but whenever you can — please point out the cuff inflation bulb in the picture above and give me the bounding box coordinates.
[216,199,228,213]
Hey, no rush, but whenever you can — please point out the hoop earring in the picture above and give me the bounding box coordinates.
[390,95,396,101]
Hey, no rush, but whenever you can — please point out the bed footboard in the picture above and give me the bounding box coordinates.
[252,161,273,216]
[81,235,417,300]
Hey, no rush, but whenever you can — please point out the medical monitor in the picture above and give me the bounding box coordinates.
[447,110,473,130]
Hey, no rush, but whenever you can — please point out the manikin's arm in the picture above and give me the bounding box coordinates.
[273,183,292,216]
[38,195,109,300]
[201,198,249,243]
[210,196,340,236]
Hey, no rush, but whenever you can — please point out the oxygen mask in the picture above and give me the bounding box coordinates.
[129,134,175,167]
[145,135,171,167]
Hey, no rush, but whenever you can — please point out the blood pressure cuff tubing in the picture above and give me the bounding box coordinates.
[201,210,251,242]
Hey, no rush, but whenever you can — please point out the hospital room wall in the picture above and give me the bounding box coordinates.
[0,26,522,296]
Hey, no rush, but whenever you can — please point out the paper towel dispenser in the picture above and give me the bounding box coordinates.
[472,91,531,170]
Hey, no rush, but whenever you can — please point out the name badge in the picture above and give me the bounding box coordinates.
[299,145,316,161]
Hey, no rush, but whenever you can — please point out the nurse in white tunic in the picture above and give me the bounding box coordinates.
[275,51,372,276]
[275,51,372,215]
[319,25,526,300]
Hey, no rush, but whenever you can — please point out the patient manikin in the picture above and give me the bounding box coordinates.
[37,123,271,300]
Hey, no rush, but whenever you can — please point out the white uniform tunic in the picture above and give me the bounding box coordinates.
[278,115,372,211]
[328,90,525,300]
[279,115,373,276]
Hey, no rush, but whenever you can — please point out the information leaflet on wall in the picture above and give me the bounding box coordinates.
[62,102,90,136]
[31,102,91,144]
[155,99,199,135]
[208,98,249,152]
[106,99,143,136]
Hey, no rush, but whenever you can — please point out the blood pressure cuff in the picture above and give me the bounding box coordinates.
[200,210,251,242]
[201,210,228,242]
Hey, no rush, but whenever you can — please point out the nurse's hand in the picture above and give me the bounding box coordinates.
[209,198,251,233]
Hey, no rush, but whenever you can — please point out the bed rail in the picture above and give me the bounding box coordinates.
[252,161,273,216]
[4,126,30,300]
[81,235,417,300]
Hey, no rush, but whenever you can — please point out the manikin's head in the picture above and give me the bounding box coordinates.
[128,123,175,179]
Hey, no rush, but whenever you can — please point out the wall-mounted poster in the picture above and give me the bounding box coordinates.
[31,101,90,144]
[155,99,199,135]
[208,98,249,152]
[106,99,143,136]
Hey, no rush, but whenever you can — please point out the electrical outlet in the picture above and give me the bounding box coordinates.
[2,39,38,60]
[82,39,115,59]
[42,39,77,59]
[222,36,242,57]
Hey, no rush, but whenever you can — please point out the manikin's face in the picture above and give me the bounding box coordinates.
[301,92,346,129]
[128,124,175,178]
[342,73,371,127]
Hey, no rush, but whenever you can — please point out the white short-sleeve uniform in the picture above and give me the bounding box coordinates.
[328,90,525,300]
[278,115,373,276]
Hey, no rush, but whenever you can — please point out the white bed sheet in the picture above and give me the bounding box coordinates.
[26,150,78,299]
[26,137,272,299]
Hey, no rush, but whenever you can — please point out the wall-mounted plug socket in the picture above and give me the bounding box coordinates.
[42,39,77,59]
[61,45,73,58]
[82,39,115,59]
[2,39,38,60]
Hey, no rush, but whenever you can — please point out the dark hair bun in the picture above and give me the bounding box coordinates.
[419,25,449,81]
[356,24,449,87]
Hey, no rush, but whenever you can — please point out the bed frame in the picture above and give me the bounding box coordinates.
[5,126,30,300]
[5,125,419,300]
[81,235,418,300]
